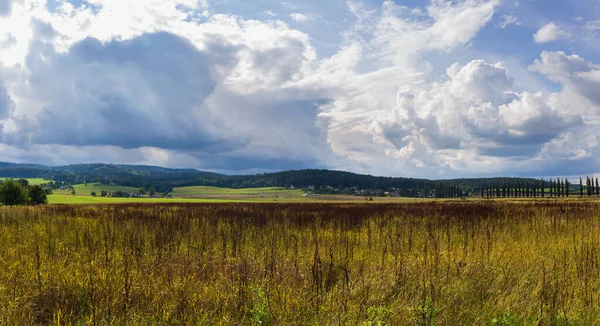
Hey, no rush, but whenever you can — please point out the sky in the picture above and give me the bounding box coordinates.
[0,0,599,178]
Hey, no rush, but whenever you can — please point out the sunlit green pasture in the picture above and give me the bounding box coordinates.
[0,177,49,185]
[52,183,139,197]
[171,186,302,195]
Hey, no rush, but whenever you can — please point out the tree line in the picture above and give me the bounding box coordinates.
[0,179,48,206]
[480,177,600,198]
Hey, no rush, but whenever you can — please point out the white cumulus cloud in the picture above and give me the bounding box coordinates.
[534,23,571,43]
[290,13,313,23]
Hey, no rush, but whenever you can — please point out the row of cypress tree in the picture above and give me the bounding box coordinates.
[434,183,463,198]
[481,177,600,198]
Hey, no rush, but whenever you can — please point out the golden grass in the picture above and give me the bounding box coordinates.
[0,201,599,324]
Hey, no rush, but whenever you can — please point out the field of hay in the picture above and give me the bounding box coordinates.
[1,201,600,324]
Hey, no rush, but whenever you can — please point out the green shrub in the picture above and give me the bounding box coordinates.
[250,287,270,325]
[413,297,438,326]
[363,305,391,326]
[490,313,517,326]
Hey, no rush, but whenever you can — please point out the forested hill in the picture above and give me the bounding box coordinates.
[0,162,544,193]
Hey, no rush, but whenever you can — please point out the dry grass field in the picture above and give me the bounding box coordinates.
[0,201,599,324]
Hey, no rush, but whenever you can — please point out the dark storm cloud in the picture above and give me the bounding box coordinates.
[196,154,326,171]
[19,31,246,152]
[477,145,541,158]
[2,24,336,172]
[464,111,582,158]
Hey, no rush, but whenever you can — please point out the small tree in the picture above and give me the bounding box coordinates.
[541,179,545,198]
[91,191,97,197]
[17,179,29,188]
[138,188,146,196]
[149,187,156,197]
[0,180,30,206]
[28,185,48,205]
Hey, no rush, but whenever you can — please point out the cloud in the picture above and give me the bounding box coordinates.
[0,33,17,48]
[1,7,335,171]
[370,61,581,161]
[533,23,571,43]
[12,32,228,151]
[498,15,521,28]
[316,9,596,176]
[0,83,14,119]
[290,13,313,23]
[530,51,600,107]
[0,143,202,168]
[584,20,600,31]
[0,0,600,177]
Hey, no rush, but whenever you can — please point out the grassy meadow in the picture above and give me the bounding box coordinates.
[1,201,600,324]
[171,186,301,195]
[52,183,140,196]
[0,177,48,185]
[49,184,393,203]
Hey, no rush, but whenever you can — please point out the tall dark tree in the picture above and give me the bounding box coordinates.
[558,180,565,197]
[566,179,569,198]
[0,180,30,207]
[558,178,563,197]
[512,181,516,198]
[550,178,553,198]
[28,185,47,205]
[580,177,584,197]
[541,179,545,198]
[587,177,592,197]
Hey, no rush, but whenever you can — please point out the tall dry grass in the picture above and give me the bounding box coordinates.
[0,202,599,324]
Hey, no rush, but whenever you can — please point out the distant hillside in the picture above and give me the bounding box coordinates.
[0,162,544,193]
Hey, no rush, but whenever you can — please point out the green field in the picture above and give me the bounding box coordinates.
[48,184,305,203]
[0,177,48,185]
[171,186,302,195]
[53,183,139,196]
[1,180,479,204]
